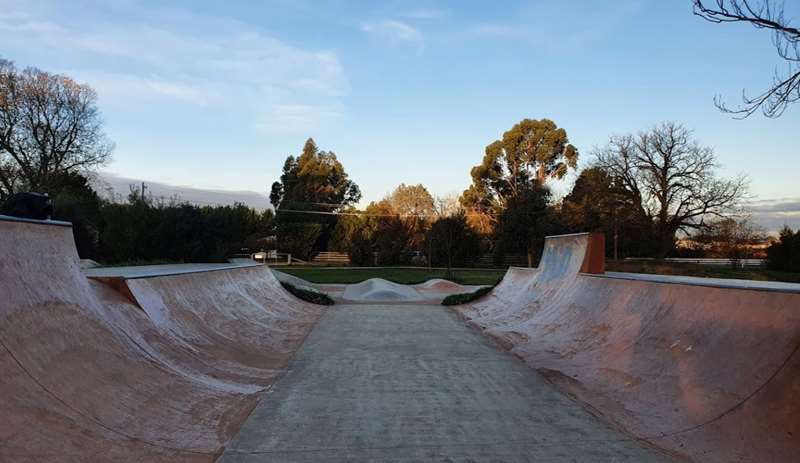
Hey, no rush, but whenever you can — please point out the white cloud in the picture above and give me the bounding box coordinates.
[146,79,209,105]
[745,198,800,235]
[402,8,446,20]
[255,104,344,133]
[361,20,424,51]
[0,7,348,132]
[61,71,210,106]
[471,23,527,39]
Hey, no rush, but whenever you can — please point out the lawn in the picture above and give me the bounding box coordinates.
[605,260,800,284]
[271,266,507,285]
[273,262,800,286]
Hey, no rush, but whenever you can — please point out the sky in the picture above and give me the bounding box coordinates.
[1,0,799,231]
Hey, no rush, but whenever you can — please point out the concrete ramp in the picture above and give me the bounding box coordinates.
[0,217,323,462]
[457,232,800,462]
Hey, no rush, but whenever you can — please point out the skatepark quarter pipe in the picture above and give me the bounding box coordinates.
[0,216,324,462]
[457,232,800,462]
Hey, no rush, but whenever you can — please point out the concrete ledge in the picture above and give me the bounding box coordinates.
[591,271,800,294]
[84,262,262,280]
[0,214,72,227]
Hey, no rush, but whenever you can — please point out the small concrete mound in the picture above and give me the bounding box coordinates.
[342,278,424,302]
[272,271,484,303]
[414,278,464,291]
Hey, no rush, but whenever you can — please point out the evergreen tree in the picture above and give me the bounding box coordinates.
[269,138,361,259]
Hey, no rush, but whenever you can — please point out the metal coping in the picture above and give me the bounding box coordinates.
[266,266,511,271]
[0,214,72,227]
[544,232,594,239]
[587,271,800,295]
[85,263,263,280]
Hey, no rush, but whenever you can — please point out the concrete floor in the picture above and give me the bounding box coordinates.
[218,304,679,462]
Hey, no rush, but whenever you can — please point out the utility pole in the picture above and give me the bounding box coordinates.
[613,204,619,261]
[428,236,432,272]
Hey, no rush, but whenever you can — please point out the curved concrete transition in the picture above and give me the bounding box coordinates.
[0,217,325,462]
[269,269,323,293]
[457,232,800,463]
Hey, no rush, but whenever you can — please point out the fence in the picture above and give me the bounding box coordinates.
[624,257,767,269]
[472,254,529,268]
[253,251,532,268]
[245,251,292,265]
[311,252,351,265]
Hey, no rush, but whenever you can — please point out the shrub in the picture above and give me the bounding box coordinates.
[425,213,481,268]
[767,227,800,272]
[441,285,493,306]
[280,281,334,305]
[98,192,274,264]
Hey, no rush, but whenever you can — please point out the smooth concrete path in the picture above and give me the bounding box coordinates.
[219,304,679,462]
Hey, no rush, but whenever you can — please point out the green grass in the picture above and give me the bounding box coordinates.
[271,266,507,286]
[441,285,494,306]
[280,281,335,305]
[606,260,800,284]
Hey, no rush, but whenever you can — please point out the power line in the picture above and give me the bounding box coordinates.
[278,200,345,208]
[276,209,427,218]
[275,208,496,218]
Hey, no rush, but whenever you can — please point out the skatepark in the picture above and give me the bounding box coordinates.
[1,215,799,462]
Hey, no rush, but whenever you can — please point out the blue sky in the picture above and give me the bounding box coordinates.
[1,0,798,229]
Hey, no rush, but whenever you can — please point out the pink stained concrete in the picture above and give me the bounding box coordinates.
[456,232,800,463]
[0,219,324,462]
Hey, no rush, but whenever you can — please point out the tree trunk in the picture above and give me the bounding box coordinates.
[657,229,675,258]
[527,246,533,268]
[447,254,452,280]
[446,225,453,280]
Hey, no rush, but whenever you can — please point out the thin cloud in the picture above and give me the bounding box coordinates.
[402,8,446,20]
[471,23,528,39]
[361,20,424,52]
[63,71,210,106]
[255,104,344,133]
[745,198,800,234]
[146,79,209,105]
[0,7,348,132]
[747,198,800,211]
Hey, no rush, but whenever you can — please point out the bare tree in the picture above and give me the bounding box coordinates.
[694,216,766,263]
[594,122,748,256]
[693,0,800,117]
[0,59,113,198]
[433,192,462,218]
